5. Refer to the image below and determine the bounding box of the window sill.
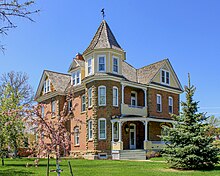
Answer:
[88,139,93,142]
[74,144,80,147]
[88,106,93,110]
[99,104,106,107]
[99,138,106,141]
[113,105,119,108]
[81,111,86,114]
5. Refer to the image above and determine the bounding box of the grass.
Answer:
[0,158,220,176]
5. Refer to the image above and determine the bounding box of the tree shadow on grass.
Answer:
[0,168,34,176]
[5,163,55,167]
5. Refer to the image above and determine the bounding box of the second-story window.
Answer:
[98,56,106,72]
[41,106,44,118]
[88,88,92,107]
[72,70,81,86]
[51,100,56,116]
[131,91,137,106]
[157,94,162,112]
[44,79,50,94]
[88,58,92,75]
[68,100,72,112]
[113,86,118,106]
[81,95,86,112]
[98,86,106,106]
[113,57,119,73]
[168,96,173,113]
[161,70,170,85]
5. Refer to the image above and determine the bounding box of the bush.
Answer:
[17,148,33,157]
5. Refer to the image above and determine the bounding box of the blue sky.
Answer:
[1,0,220,117]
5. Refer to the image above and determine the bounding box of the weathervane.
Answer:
[101,8,105,19]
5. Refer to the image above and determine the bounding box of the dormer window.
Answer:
[44,79,50,94]
[113,57,119,73]
[72,70,81,86]
[161,70,170,85]
[88,58,92,75]
[98,55,106,72]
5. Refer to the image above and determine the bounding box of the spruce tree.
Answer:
[162,74,219,169]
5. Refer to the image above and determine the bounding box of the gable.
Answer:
[151,60,182,90]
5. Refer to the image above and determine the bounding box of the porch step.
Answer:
[120,150,146,160]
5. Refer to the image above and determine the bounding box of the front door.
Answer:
[129,124,136,149]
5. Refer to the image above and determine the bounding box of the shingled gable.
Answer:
[68,58,85,73]
[83,20,124,54]
[35,70,71,100]
[137,59,183,90]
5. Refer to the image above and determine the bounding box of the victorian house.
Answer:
[35,20,183,160]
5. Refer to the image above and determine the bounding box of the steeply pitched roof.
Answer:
[137,59,167,84]
[35,70,71,99]
[68,58,85,72]
[122,61,137,82]
[83,20,124,54]
[45,70,71,92]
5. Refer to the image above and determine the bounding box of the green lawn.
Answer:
[0,158,220,176]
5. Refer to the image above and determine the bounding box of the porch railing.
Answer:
[121,104,147,116]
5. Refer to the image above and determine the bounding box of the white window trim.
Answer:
[97,55,106,72]
[112,56,119,74]
[43,79,50,94]
[157,94,162,112]
[88,58,93,75]
[88,120,93,140]
[131,91,137,106]
[98,86,106,106]
[168,96,173,113]
[81,94,86,112]
[74,127,80,145]
[71,70,81,86]
[98,118,106,140]
[160,69,170,85]
[113,86,118,107]
[88,88,92,108]
[51,100,56,116]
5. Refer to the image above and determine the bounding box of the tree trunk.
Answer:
[1,156,4,166]
[46,154,50,176]
[56,157,61,176]
[14,143,18,158]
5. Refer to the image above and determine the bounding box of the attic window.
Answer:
[44,79,50,94]
[72,70,81,86]
[161,70,170,85]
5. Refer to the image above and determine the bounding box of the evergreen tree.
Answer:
[162,74,219,169]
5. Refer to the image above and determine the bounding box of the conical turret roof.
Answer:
[83,20,124,54]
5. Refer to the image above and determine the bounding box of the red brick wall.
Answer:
[148,88,179,118]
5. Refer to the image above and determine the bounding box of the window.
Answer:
[161,70,170,85]
[88,120,93,140]
[51,100,56,116]
[88,58,92,75]
[114,122,119,140]
[98,56,106,72]
[81,95,86,112]
[88,88,92,107]
[74,127,80,145]
[98,86,106,106]
[43,79,50,93]
[41,106,44,118]
[113,87,118,106]
[168,96,173,113]
[68,100,72,112]
[157,94,162,112]
[131,91,137,106]
[113,57,119,73]
[99,118,106,139]
[71,70,81,86]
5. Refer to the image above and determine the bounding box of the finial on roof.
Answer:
[101,8,105,19]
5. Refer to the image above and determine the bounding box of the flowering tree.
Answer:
[0,83,25,164]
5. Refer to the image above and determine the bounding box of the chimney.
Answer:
[75,53,84,61]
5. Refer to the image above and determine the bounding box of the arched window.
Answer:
[74,127,80,145]
[113,86,118,107]
[98,86,106,106]
[168,96,173,113]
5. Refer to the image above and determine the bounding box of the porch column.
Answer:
[111,122,114,142]
[144,89,147,107]
[118,121,122,142]
[144,120,148,141]
[122,84,124,104]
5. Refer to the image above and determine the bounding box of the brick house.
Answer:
[35,20,183,160]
